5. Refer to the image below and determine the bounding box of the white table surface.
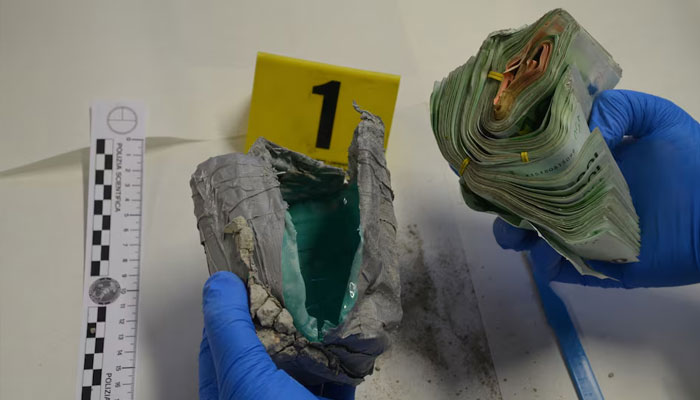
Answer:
[2,1,700,399]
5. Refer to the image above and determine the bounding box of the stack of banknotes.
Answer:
[430,9,639,278]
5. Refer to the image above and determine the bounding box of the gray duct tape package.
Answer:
[190,105,402,386]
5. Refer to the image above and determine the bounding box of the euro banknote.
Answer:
[430,9,640,277]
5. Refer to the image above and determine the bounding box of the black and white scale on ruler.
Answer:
[77,102,146,400]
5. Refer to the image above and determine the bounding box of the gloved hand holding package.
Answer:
[190,105,401,387]
[430,9,639,278]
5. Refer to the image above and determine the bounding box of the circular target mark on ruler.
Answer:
[89,277,122,305]
[107,106,138,134]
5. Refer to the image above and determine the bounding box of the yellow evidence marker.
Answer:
[246,52,400,168]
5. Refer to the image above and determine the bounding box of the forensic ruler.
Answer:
[76,102,146,400]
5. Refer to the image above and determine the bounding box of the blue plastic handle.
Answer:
[528,254,604,400]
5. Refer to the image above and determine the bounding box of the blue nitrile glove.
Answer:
[199,271,356,400]
[492,90,700,288]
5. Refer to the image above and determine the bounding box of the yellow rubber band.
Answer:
[459,158,470,175]
[487,71,504,82]
[520,152,529,163]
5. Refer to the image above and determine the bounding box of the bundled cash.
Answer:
[430,9,639,277]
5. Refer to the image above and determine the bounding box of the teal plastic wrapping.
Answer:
[281,184,363,342]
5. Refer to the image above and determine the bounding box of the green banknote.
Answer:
[430,9,640,278]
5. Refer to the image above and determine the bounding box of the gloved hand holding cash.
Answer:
[430,9,642,279]
[493,89,700,288]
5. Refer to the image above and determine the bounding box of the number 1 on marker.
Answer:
[312,80,340,149]
[245,52,399,167]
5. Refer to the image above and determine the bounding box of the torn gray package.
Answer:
[190,105,402,386]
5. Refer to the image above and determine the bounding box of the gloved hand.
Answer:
[199,271,356,400]
[493,90,700,288]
